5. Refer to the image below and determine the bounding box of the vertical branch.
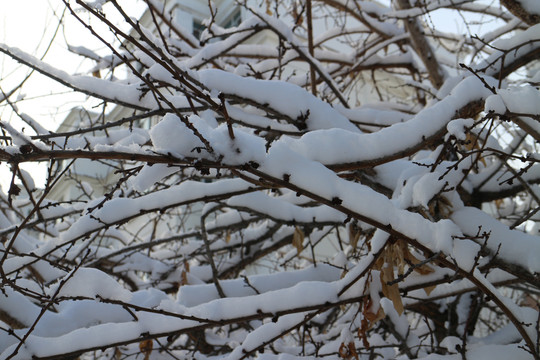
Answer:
[200,213,226,298]
[396,0,444,89]
[306,0,317,96]
[219,93,235,140]
[144,0,171,54]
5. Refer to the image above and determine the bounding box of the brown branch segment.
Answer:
[396,0,445,89]
[501,0,540,25]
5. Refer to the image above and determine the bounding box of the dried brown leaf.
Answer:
[292,226,304,253]
[359,299,385,349]
[521,295,539,310]
[380,266,404,315]
[265,0,273,15]
[403,246,435,275]
[394,242,407,276]
[139,339,153,360]
[180,270,188,286]
[114,348,122,359]
[464,133,486,165]
[348,223,361,248]
[423,284,437,296]
[339,342,359,359]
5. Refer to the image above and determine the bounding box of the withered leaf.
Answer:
[338,342,359,360]
[423,284,437,296]
[380,265,404,315]
[403,248,435,275]
[265,0,273,15]
[180,270,188,286]
[348,223,361,249]
[464,132,486,166]
[292,226,304,254]
[139,339,153,360]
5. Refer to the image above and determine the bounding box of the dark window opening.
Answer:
[192,8,241,40]
[192,20,205,39]
[223,9,242,28]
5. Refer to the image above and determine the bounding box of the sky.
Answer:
[0,1,144,125]
[0,0,145,189]
[1,1,76,124]
[0,1,95,189]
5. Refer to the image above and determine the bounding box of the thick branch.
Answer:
[396,0,445,89]
[500,0,540,25]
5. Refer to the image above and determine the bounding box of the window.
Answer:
[223,8,242,29]
[191,7,242,40]
[192,19,205,40]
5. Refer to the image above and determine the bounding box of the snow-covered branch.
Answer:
[0,1,539,359]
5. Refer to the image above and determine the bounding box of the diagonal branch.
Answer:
[500,0,540,25]
[395,0,445,89]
